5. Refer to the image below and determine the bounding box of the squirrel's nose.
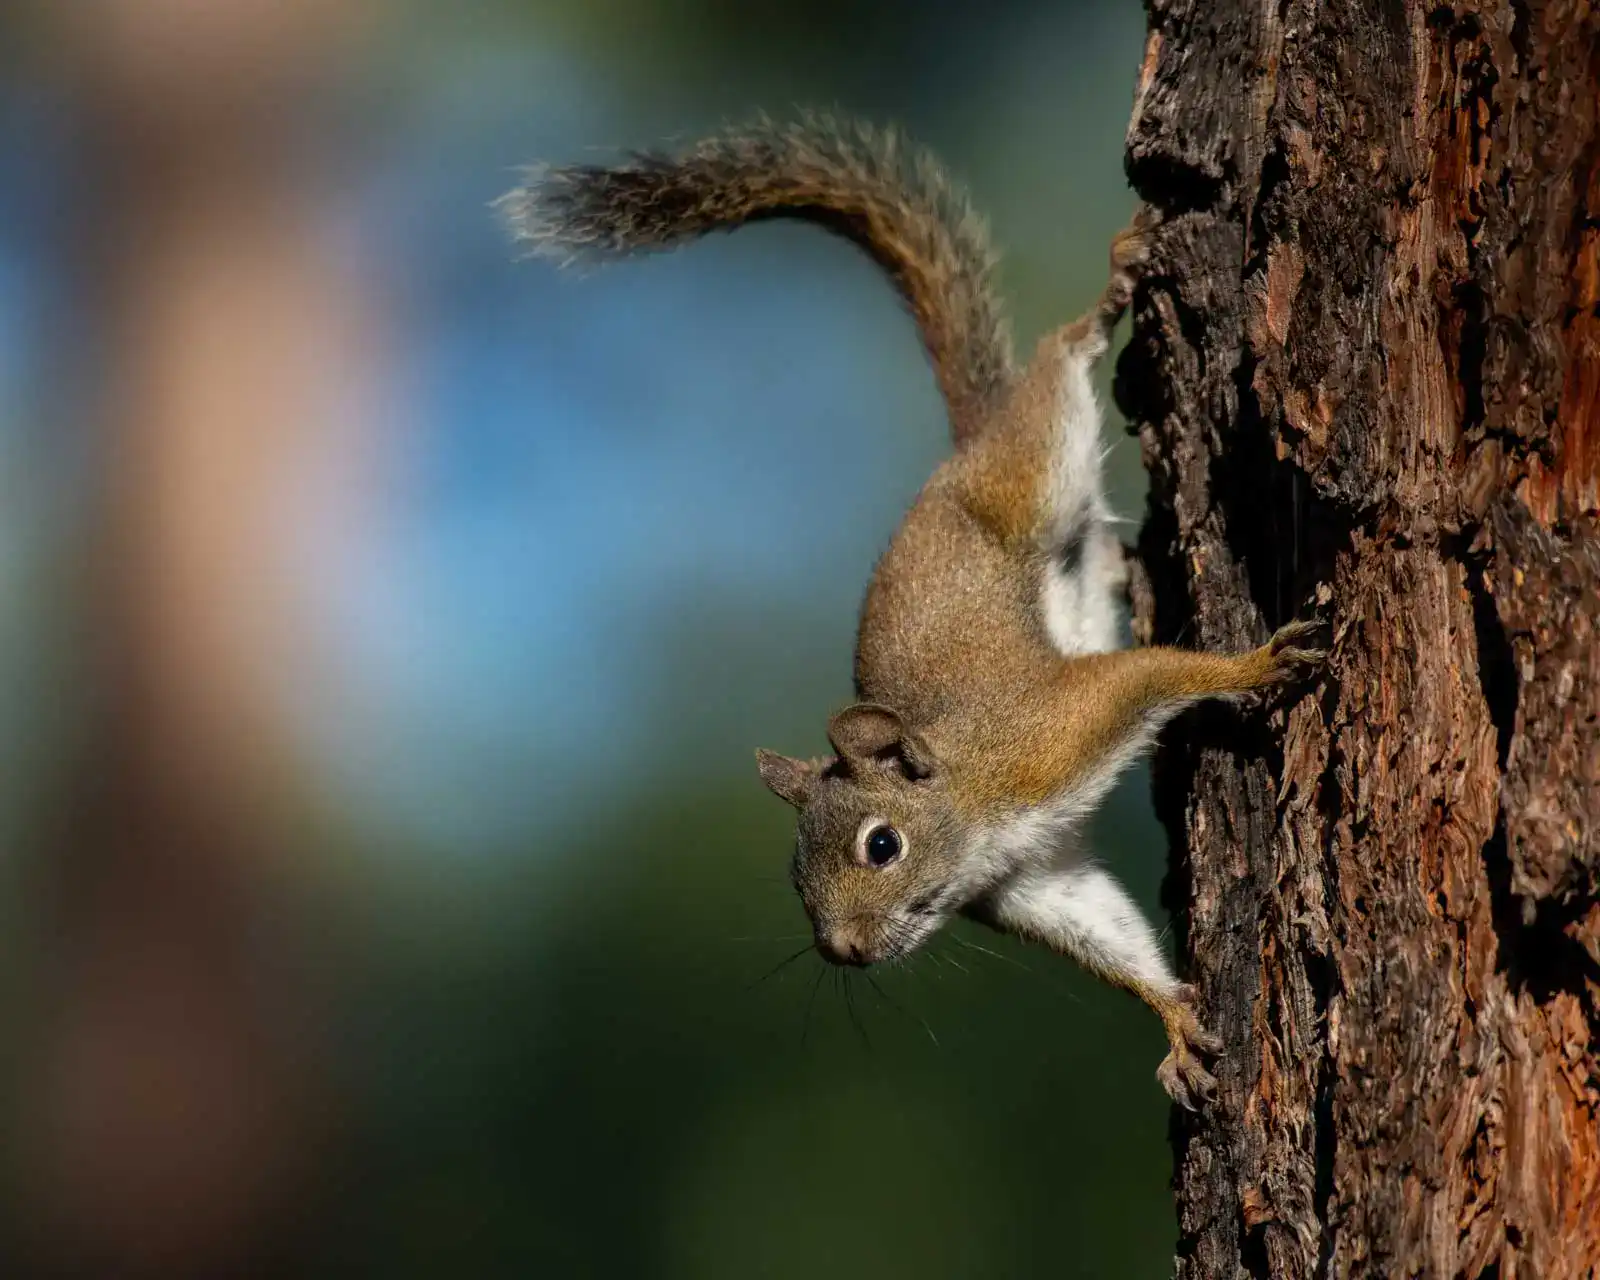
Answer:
[817,925,870,967]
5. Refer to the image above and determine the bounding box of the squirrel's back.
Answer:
[498,112,1014,442]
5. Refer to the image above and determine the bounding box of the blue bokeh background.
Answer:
[0,3,1182,1275]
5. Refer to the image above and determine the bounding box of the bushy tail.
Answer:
[497,112,1015,443]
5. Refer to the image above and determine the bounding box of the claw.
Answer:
[1102,207,1160,317]
[1157,1047,1219,1111]
[1110,218,1155,276]
[1262,617,1329,685]
[1156,983,1223,1110]
[1269,617,1326,654]
[1191,1025,1225,1055]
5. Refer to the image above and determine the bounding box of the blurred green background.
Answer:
[0,1,1176,1275]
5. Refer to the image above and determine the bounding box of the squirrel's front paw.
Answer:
[1261,617,1329,686]
[1156,984,1222,1111]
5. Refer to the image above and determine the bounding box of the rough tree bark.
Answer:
[1117,0,1600,1276]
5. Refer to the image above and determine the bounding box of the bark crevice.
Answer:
[1125,0,1600,1274]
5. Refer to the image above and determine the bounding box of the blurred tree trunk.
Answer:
[18,4,376,1274]
[1118,1,1600,1275]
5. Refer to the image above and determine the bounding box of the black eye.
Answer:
[864,825,902,867]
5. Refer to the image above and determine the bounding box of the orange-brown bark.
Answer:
[1120,1,1600,1274]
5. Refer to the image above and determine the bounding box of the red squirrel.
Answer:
[500,114,1323,1108]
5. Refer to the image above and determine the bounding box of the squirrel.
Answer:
[499,113,1324,1108]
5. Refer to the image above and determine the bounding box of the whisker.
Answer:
[933,948,970,976]
[864,971,939,1046]
[800,965,827,1047]
[882,915,921,954]
[728,934,812,944]
[842,971,871,1049]
[746,943,815,991]
[951,933,1031,971]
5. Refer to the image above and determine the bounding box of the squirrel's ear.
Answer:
[827,703,937,780]
[755,749,822,808]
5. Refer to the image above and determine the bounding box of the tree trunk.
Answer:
[14,6,372,1273]
[1118,1,1600,1276]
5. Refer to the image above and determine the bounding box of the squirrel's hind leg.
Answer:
[958,210,1157,654]
[1031,210,1156,657]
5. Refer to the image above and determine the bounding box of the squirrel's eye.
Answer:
[864,825,903,868]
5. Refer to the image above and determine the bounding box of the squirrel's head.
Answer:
[756,703,963,967]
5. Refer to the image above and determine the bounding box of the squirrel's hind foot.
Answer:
[1260,616,1330,687]
[1102,207,1159,318]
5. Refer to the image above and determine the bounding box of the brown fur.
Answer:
[498,111,1013,442]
